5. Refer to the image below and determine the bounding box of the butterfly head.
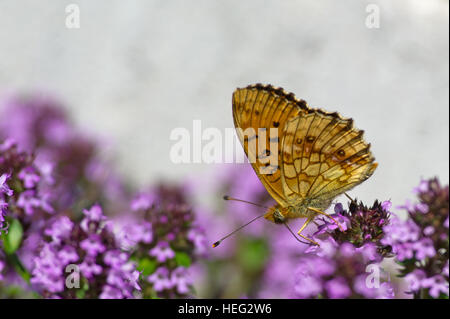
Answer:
[264,205,287,224]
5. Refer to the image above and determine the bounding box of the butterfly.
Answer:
[230,83,377,245]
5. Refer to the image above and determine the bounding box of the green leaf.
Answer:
[138,257,158,276]
[237,238,269,273]
[1,218,23,254]
[175,251,191,267]
[75,280,89,299]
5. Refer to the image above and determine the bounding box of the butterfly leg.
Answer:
[307,207,345,232]
[297,216,319,246]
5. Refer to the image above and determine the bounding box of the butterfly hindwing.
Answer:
[280,111,377,204]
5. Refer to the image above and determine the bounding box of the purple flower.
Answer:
[147,267,173,292]
[149,242,175,263]
[381,218,421,260]
[126,270,142,292]
[99,285,123,299]
[405,270,426,293]
[0,199,8,224]
[80,234,106,256]
[383,178,449,299]
[293,239,393,299]
[30,244,65,294]
[415,203,429,214]
[443,260,449,277]
[421,275,449,298]
[82,204,105,222]
[413,180,429,194]
[30,203,141,298]
[293,274,322,298]
[353,274,394,299]
[44,216,74,243]
[115,220,153,249]
[79,258,103,279]
[413,238,436,260]
[0,260,5,281]
[18,166,40,188]
[325,277,351,299]
[0,173,13,197]
[81,205,107,233]
[187,228,207,257]
[17,190,53,215]
[131,192,157,211]
[104,250,128,268]
[314,200,392,256]
[170,267,192,294]
[57,245,79,264]
[1,96,147,298]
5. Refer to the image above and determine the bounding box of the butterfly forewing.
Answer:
[232,84,308,206]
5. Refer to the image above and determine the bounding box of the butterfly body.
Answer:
[232,83,377,244]
[264,197,333,224]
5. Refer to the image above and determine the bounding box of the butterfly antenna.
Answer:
[223,195,269,209]
[212,213,266,248]
[283,222,310,245]
[344,192,355,202]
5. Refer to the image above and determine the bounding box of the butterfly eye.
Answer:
[306,136,315,143]
[337,149,346,157]
[273,210,285,224]
[296,138,302,145]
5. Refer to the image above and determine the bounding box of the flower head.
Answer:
[293,240,393,299]
[382,178,449,299]
[314,200,392,258]
[31,204,140,298]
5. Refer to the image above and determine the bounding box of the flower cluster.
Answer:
[0,138,55,286]
[381,178,449,298]
[0,93,128,216]
[0,139,53,225]
[294,240,393,298]
[2,92,448,299]
[31,205,140,298]
[313,200,393,258]
[0,94,132,297]
[115,185,207,298]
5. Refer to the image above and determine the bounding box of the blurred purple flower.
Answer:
[113,184,206,298]
[18,167,40,189]
[0,173,13,197]
[80,234,106,257]
[382,178,449,299]
[293,240,394,299]
[147,267,173,292]
[31,204,140,298]
[44,216,73,243]
[131,192,157,211]
[171,267,192,295]
[324,277,352,299]
[149,241,175,263]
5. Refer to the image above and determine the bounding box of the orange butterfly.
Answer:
[216,84,377,246]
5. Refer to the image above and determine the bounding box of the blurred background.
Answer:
[1,0,448,208]
[0,0,449,299]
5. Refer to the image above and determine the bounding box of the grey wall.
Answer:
[1,0,448,207]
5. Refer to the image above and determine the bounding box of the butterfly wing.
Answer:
[232,84,308,206]
[280,110,377,205]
